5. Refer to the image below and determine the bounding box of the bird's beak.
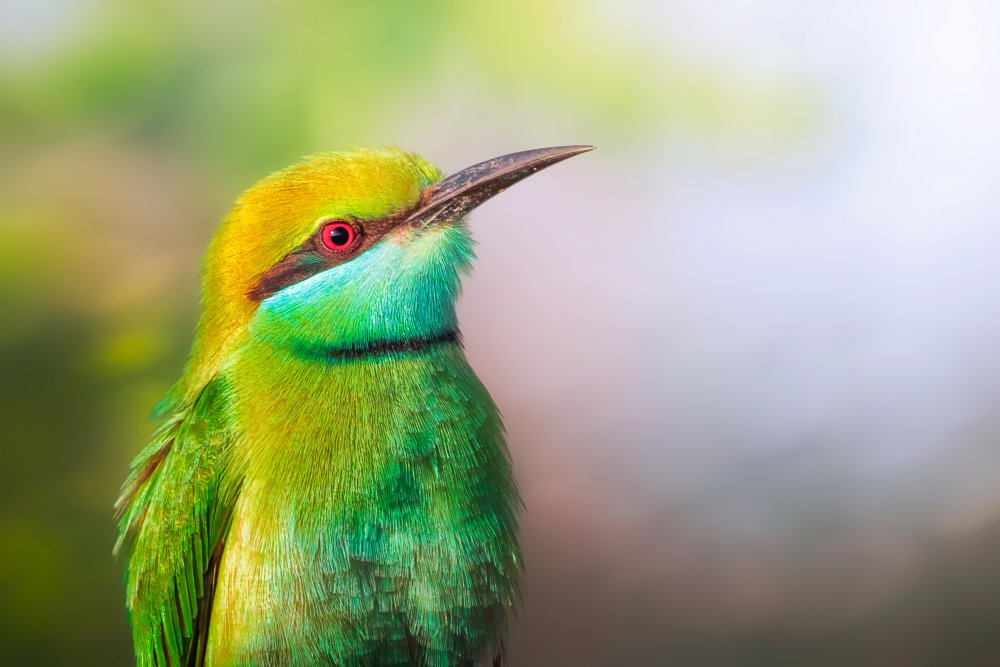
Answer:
[406,145,594,228]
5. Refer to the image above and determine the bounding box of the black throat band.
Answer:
[289,329,461,363]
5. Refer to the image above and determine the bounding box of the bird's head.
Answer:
[161,145,591,413]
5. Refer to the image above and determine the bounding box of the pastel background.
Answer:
[3,1,1000,665]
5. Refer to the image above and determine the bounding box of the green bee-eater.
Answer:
[115,145,592,666]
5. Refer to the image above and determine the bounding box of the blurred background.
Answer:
[4,0,1000,665]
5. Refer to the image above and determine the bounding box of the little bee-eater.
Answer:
[115,145,593,666]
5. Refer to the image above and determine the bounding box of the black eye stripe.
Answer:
[248,212,402,302]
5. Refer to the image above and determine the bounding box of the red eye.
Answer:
[320,221,358,251]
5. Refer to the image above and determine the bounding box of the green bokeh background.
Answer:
[8,3,760,662]
[6,1,1000,666]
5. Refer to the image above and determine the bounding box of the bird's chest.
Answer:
[205,350,519,665]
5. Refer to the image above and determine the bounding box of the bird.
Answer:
[115,145,593,667]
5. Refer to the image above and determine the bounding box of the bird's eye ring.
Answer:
[320,221,359,251]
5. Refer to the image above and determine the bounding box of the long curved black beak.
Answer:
[406,145,594,228]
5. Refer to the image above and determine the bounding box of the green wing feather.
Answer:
[115,377,237,667]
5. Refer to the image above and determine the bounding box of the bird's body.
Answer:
[116,146,590,666]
